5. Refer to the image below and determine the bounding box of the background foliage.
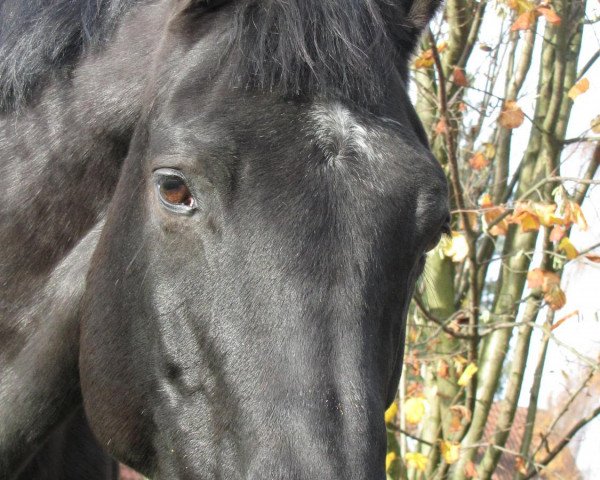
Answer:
[385,1,600,479]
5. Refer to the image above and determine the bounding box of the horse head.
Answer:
[80,1,448,478]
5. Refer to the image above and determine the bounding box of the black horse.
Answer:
[0,0,449,478]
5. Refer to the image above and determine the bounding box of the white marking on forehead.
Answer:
[310,102,376,163]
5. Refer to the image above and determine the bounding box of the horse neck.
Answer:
[0,5,161,296]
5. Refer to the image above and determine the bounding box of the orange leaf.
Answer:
[516,456,528,475]
[549,225,567,242]
[551,310,579,331]
[453,67,468,87]
[480,193,493,208]
[527,268,545,290]
[465,461,479,478]
[449,405,471,433]
[469,152,489,170]
[511,10,536,31]
[526,269,563,309]
[585,254,600,263]
[568,77,590,100]
[536,6,561,25]
[438,360,450,379]
[545,284,566,311]
[481,195,509,236]
[436,41,448,53]
[435,118,449,135]
[527,268,561,293]
[458,101,467,112]
[498,100,525,129]
[414,42,447,69]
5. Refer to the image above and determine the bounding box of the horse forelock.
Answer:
[0,0,441,112]
[225,0,432,105]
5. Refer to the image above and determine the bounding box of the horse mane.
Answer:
[227,0,440,103]
[0,0,439,112]
[0,0,143,112]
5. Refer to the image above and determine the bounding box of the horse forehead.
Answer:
[309,102,376,160]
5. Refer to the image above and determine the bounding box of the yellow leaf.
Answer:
[558,238,578,260]
[440,441,461,464]
[531,202,563,227]
[592,115,600,134]
[510,210,540,232]
[509,201,561,231]
[568,78,589,100]
[569,202,588,231]
[386,451,397,472]
[404,397,428,424]
[457,363,478,387]
[405,452,428,472]
[384,401,398,424]
[441,232,469,263]
[498,100,525,129]
[483,142,496,159]
[505,0,535,14]
[414,55,434,69]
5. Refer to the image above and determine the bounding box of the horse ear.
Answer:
[385,0,442,55]
[404,0,443,32]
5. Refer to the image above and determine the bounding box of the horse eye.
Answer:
[154,169,196,212]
